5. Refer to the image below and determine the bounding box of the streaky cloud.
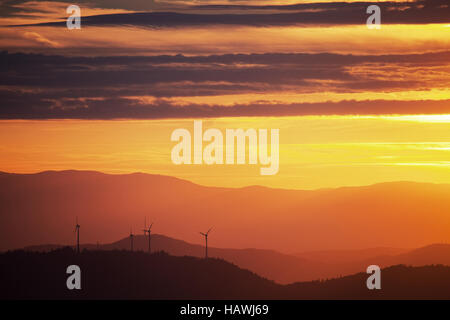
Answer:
[10,0,450,27]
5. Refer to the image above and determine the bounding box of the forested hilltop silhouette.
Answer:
[22,234,450,285]
[2,248,450,300]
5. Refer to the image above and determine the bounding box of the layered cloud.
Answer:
[0,0,449,119]
[2,24,449,57]
[1,51,449,119]
[6,0,450,27]
[1,0,449,56]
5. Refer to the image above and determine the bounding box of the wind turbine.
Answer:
[142,218,153,254]
[75,217,80,254]
[130,228,134,252]
[200,228,212,259]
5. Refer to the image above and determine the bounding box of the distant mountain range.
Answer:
[1,170,450,254]
[3,248,450,300]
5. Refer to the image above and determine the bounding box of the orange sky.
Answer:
[2,24,449,55]
[1,115,449,189]
[0,0,449,190]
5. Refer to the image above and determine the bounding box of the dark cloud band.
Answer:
[1,50,449,119]
[1,94,450,119]
[10,0,450,27]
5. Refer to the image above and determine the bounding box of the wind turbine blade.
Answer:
[207,227,212,235]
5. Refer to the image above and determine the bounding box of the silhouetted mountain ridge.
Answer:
[2,248,450,300]
[22,233,450,285]
[24,234,323,284]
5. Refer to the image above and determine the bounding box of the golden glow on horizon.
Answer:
[1,115,450,190]
[392,162,450,167]
[381,114,450,123]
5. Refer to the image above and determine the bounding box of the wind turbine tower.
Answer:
[75,217,80,254]
[200,228,212,259]
[130,228,134,252]
[143,218,154,254]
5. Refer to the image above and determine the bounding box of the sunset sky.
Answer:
[0,0,449,189]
